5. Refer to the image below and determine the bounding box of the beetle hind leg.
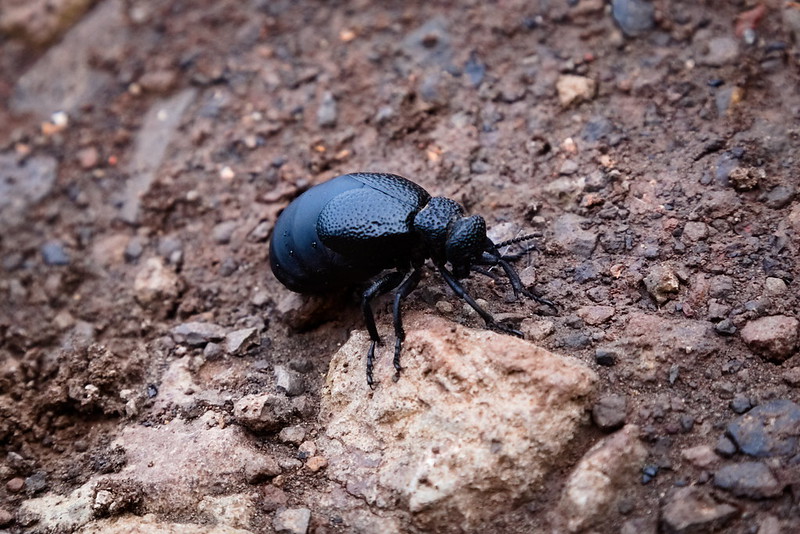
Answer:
[391,269,422,382]
[361,271,406,388]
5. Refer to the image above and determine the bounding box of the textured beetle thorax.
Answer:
[413,196,464,257]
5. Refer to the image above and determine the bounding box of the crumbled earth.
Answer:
[1,1,799,533]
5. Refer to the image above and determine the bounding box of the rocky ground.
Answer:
[1,0,799,533]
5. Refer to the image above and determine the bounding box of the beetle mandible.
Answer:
[269,172,553,387]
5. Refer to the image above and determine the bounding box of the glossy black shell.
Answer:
[270,173,431,294]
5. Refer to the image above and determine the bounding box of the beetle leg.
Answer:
[361,271,406,387]
[471,265,503,281]
[436,263,523,338]
[391,268,422,382]
[477,252,556,311]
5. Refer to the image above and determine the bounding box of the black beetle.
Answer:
[270,172,553,386]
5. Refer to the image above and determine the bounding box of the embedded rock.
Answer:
[319,314,597,530]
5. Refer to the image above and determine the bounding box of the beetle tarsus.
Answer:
[390,269,421,383]
[367,341,377,389]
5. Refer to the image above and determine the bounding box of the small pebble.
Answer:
[41,241,70,266]
[317,91,338,127]
[279,426,307,445]
[715,435,737,457]
[273,507,311,534]
[212,221,238,244]
[306,456,328,472]
[275,365,306,397]
[556,75,597,107]
[6,477,25,493]
[641,464,659,484]
[594,347,618,366]
[715,319,737,336]
[764,186,794,209]
[0,508,13,527]
[592,394,627,431]
[612,0,655,36]
[729,395,752,414]
[741,315,799,362]
[25,472,48,493]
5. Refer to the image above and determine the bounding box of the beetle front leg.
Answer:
[478,252,556,311]
[390,269,422,382]
[361,271,406,388]
[437,263,523,338]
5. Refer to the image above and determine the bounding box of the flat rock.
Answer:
[661,487,738,534]
[556,425,647,532]
[225,327,259,354]
[79,515,255,533]
[120,88,196,223]
[576,305,615,326]
[726,399,800,457]
[104,417,272,514]
[319,314,597,530]
[0,153,57,228]
[612,313,715,380]
[740,315,799,361]
[171,322,226,346]
[18,481,94,533]
[552,213,598,258]
[10,0,125,116]
[273,507,311,534]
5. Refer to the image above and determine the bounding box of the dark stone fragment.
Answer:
[726,399,800,457]
[715,435,737,457]
[713,461,783,498]
[41,241,70,265]
[124,237,144,262]
[641,464,659,484]
[574,260,599,283]
[464,52,485,87]
[763,186,794,209]
[595,347,618,366]
[680,415,695,432]
[561,332,592,349]
[729,395,752,414]
[714,319,737,335]
[24,472,48,494]
[612,0,655,36]
[592,394,627,431]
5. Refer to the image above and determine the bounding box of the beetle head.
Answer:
[445,215,486,278]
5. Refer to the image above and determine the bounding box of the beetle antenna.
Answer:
[495,232,541,249]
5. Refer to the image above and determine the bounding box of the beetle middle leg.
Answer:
[391,268,422,382]
[361,271,406,387]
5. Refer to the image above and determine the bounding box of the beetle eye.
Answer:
[445,215,486,272]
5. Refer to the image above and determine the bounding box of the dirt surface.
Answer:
[1,0,800,532]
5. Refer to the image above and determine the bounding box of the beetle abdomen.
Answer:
[269,173,429,294]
